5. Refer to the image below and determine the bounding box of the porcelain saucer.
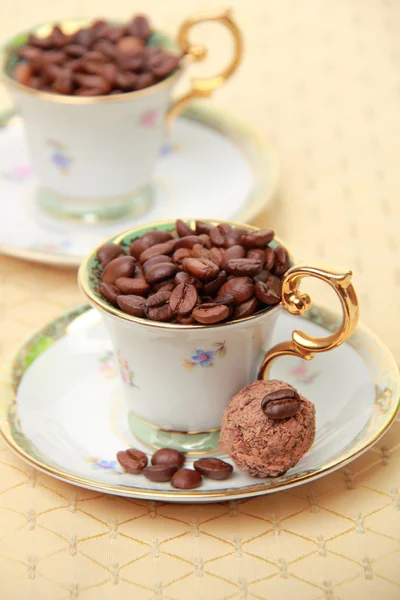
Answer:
[1,304,398,503]
[0,105,278,268]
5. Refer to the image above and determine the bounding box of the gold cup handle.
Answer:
[166,9,243,126]
[258,266,360,380]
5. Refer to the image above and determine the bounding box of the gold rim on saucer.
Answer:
[0,303,398,501]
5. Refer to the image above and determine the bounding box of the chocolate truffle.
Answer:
[219,380,315,477]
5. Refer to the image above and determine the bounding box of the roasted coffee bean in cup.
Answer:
[94,219,291,325]
[10,15,181,96]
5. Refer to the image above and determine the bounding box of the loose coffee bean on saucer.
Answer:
[95,219,290,325]
[171,468,202,489]
[151,448,185,468]
[116,448,148,473]
[143,464,178,482]
[193,457,233,480]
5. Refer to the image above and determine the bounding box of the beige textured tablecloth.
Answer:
[0,1,399,598]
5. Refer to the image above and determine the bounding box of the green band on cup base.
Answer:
[128,412,221,454]
[36,184,154,224]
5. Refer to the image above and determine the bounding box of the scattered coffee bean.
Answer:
[261,387,301,419]
[143,464,178,482]
[95,220,290,324]
[116,448,148,473]
[171,468,202,489]
[97,242,125,267]
[151,448,185,468]
[12,15,181,96]
[193,457,233,480]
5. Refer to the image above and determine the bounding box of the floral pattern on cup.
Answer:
[183,342,227,371]
[48,139,73,175]
[98,350,139,388]
[289,361,320,384]
[138,109,158,128]
[1,163,33,182]
[159,141,180,157]
[29,239,71,254]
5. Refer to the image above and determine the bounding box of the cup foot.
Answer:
[36,184,154,224]
[128,412,221,454]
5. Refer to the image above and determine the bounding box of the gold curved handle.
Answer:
[258,266,360,380]
[166,9,243,126]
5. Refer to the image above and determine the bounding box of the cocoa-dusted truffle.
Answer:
[219,380,315,477]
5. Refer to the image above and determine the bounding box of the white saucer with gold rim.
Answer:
[0,303,398,503]
[0,104,278,267]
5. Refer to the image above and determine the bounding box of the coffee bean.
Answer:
[175,219,194,237]
[191,244,210,260]
[102,25,125,43]
[18,45,42,60]
[217,277,254,305]
[174,271,199,287]
[153,282,175,293]
[116,36,143,56]
[225,258,264,277]
[209,247,225,267]
[117,294,145,317]
[115,277,149,296]
[143,254,173,272]
[139,240,176,263]
[254,277,281,304]
[241,229,275,248]
[117,448,148,473]
[100,282,120,306]
[222,245,246,267]
[135,72,156,90]
[65,43,87,57]
[174,236,206,250]
[169,283,198,315]
[198,234,212,249]
[127,15,151,41]
[150,54,180,78]
[171,468,202,489]
[102,256,136,283]
[96,242,124,267]
[233,296,259,319]
[247,248,266,266]
[182,258,220,281]
[261,387,301,419]
[151,448,185,468]
[14,62,32,85]
[92,39,116,59]
[264,247,275,271]
[192,303,230,324]
[54,73,73,94]
[115,71,137,91]
[129,230,173,259]
[134,263,145,280]
[173,248,192,265]
[254,269,270,283]
[274,245,290,276]
[209,224,231,247]
[145,262,178,284]
[144,290,174,321]
[203,270,227,295]
[176,315,195,324]
[193,457,233,480]
[143,465,177,482]
[195,221,212,235]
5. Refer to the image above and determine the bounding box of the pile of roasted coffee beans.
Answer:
[96,219,289,325]
[12,15,181,95]
[116,447,233,489]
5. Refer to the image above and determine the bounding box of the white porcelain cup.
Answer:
[79,219,359,452]
[0,11,242,222]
